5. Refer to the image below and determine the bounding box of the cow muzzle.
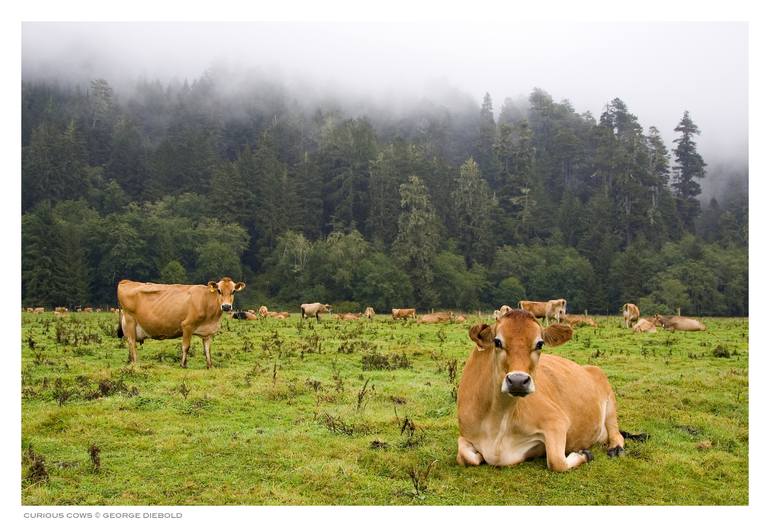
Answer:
[221,303,232,312]
[502,372,534,397]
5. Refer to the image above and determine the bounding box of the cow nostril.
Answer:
[521,376,531,386]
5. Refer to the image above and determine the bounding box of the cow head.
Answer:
[469,309,572,398]
[323,304,332,313]
[207,277,246,312]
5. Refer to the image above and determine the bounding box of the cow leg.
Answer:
[180,326,193,368]
[456,436,484,466]
[122,314,138,364]
[604,393,625,457]
[202,335,213,369]
[544,429,592,472]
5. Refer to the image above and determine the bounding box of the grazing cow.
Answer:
[300,303,332,321]
[117,277,246,368]
[545,299,567,324]
[456,309,625,472]
[232,310,258,320]
[258,306,269,318]
[562,314,597,328]
[654,315,706,331]
[364,307,376,320]
[336,313,361,321]
[632,318,657,333]
[622,303,640,329]
[392,308,416,320]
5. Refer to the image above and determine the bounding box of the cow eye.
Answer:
[493,338,503,348]
[535,340,544,351]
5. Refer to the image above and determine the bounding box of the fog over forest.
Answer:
[21,22,748,316]
[22,22,747,200]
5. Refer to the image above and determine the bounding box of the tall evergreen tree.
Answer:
[672,111,707,231]
[451,158,495,266]
[392,176,440,308]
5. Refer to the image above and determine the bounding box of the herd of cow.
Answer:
[24,277,710,474]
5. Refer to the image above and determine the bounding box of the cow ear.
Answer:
[543,324,573,347]
[469,323,494,349]
[234,282,246,291]
[207,281,217,292]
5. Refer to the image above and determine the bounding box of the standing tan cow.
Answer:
[301,303,332,321]
[518,300,548,318]
[392,308,416,320]
[117,277,245,368]
[494,305,514,320]
[364,307,376,320]
[545,299,567,324]
[456,309,626,472]
[623,303,640,329]
[654,314,706,331]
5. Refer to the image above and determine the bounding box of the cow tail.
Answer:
[116,310,123,338]
[621,430,649,442]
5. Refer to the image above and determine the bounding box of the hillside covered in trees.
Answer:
[21,71,748,315]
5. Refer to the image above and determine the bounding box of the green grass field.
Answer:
[20,312,748,505]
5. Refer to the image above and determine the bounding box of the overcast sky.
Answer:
[22,21,748,168]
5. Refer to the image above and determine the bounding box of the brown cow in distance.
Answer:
[562,314,597,328]
[654,314,706,331]
[418,311,453,324]
[392,308,416,320]
[623,303,640,329]
[117,277,245,368]
[633,318,657,333]
[456,309,628,472]
[336,313,361,321]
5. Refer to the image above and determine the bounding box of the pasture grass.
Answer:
[20,313,748,505]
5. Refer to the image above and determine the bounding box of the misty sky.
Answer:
[22,21,748,170]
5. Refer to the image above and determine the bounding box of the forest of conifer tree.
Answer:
[21,72,748,315]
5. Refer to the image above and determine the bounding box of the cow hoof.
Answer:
[607,446,624,457]
[579,449,593,462]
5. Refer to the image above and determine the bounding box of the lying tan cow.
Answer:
[562,314,597,328]
[364,307,376,320]
[392,308,416,320]
[455,315,467,323]
[336,313,361,321]
[232,310,258,320]
[654,315,706,331]
[623,303,640,329]
[632,318,657,333]
[301,303,331,321]
[117,277,245,368]
[456,309,625,472]
[25,307,33,313]
[258,305,269,318]
[55,306,69,313]
[33,307,45,314]
[418,311,453,324]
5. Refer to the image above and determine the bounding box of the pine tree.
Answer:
[392,176,441,308]
[452,158,495,266]
[672,111,707,231]
[475,93,499,187]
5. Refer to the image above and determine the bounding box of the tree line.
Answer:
[21,73,748,315]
